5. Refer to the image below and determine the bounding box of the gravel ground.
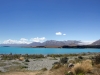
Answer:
[0,54,96,72]
[0,57,60,72]
[28,58,60,70]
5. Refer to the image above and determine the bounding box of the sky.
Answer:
[0,0,100,44]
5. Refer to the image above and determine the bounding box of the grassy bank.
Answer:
[0,53,100,75]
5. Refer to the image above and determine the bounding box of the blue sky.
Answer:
[0,0,100,44]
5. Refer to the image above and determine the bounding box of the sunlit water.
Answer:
[0,47,100,54]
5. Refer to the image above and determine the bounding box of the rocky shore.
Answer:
[0,52,98,73]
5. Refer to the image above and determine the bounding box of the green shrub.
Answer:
[60,57,68,64]
[0,70,3,73]
[94,54,100,64]
[24,63,28,65]
[71,60,92,75]
[41,68,47,71]
[25,59,30,62]
[78,56,83,59]
[20,66,28,69]
[52,63,62,70]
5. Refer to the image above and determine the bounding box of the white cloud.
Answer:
[79,41,95,45]
[56,32,62,35]
[3,38,29,44]
[20,38,28,41]
[56,32,66,36]
[30,37,46,42]
[63,34,66,35]
[2,37,46,44]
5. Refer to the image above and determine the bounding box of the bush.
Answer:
[71,63,85,75]
[25,59,30,62]
[65,71,74,75]
[19,57,24,61]
[60,57,68,64]
[71,59,92,74]
[94,54,100,64]
[52,63,62,69]
[53,62,60,65]
[78,56,83,59]
[41,68,47,71]
[95,64,100,68]
[0,70,2,73]
[20,65,28,69]
[50,66,67,75]
[1,54,21,60]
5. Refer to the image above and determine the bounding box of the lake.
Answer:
[0,47,100,54]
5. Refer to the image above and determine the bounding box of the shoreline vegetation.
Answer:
[0,52,100,75]
[23,45,100,48]
[2,45,100,48]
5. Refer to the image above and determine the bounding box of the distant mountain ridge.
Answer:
[0,40,82,47]
[42,40,81,47]
[0,43,30,47]
[91,39,100,45]
[2,39,100,47]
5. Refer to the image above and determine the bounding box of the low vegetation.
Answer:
[1,54,45,60]
[60,57,68,64]
[25,59,30,62]
[4,65,28,72]
[94,54,100,64]
[0,53,100,75]
[12,62,21,64]
[71,60,92,75]
[41,67,47,71]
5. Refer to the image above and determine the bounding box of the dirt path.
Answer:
[0,72,38,75]
[45,70,49,75]
[0,71,51,75]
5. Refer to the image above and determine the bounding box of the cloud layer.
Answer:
[79,41,95,45]
[30,37,46,42]
[3,37,46,44]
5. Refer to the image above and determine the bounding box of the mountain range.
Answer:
[0,39,98,47]
[28,40,82,47]
[91,39,100,45]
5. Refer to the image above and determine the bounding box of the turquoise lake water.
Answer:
[0,47,100,54]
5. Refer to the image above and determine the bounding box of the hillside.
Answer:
[91,39,100,45]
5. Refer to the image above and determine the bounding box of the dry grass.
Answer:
[95,64,100,68]
[4,65,28,72]
[68,60,76,64]
[49,66,68,75]
[71,59,93,75]
[71,63,85,74]
[0,72,38,75]
[19,57,25,61]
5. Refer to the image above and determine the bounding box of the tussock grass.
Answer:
[95,64,100,68]
[19,57,25,61]
[41,68,47,71]
[94,54,100,64]
[71,59,93,75]
[49,66,68,75]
